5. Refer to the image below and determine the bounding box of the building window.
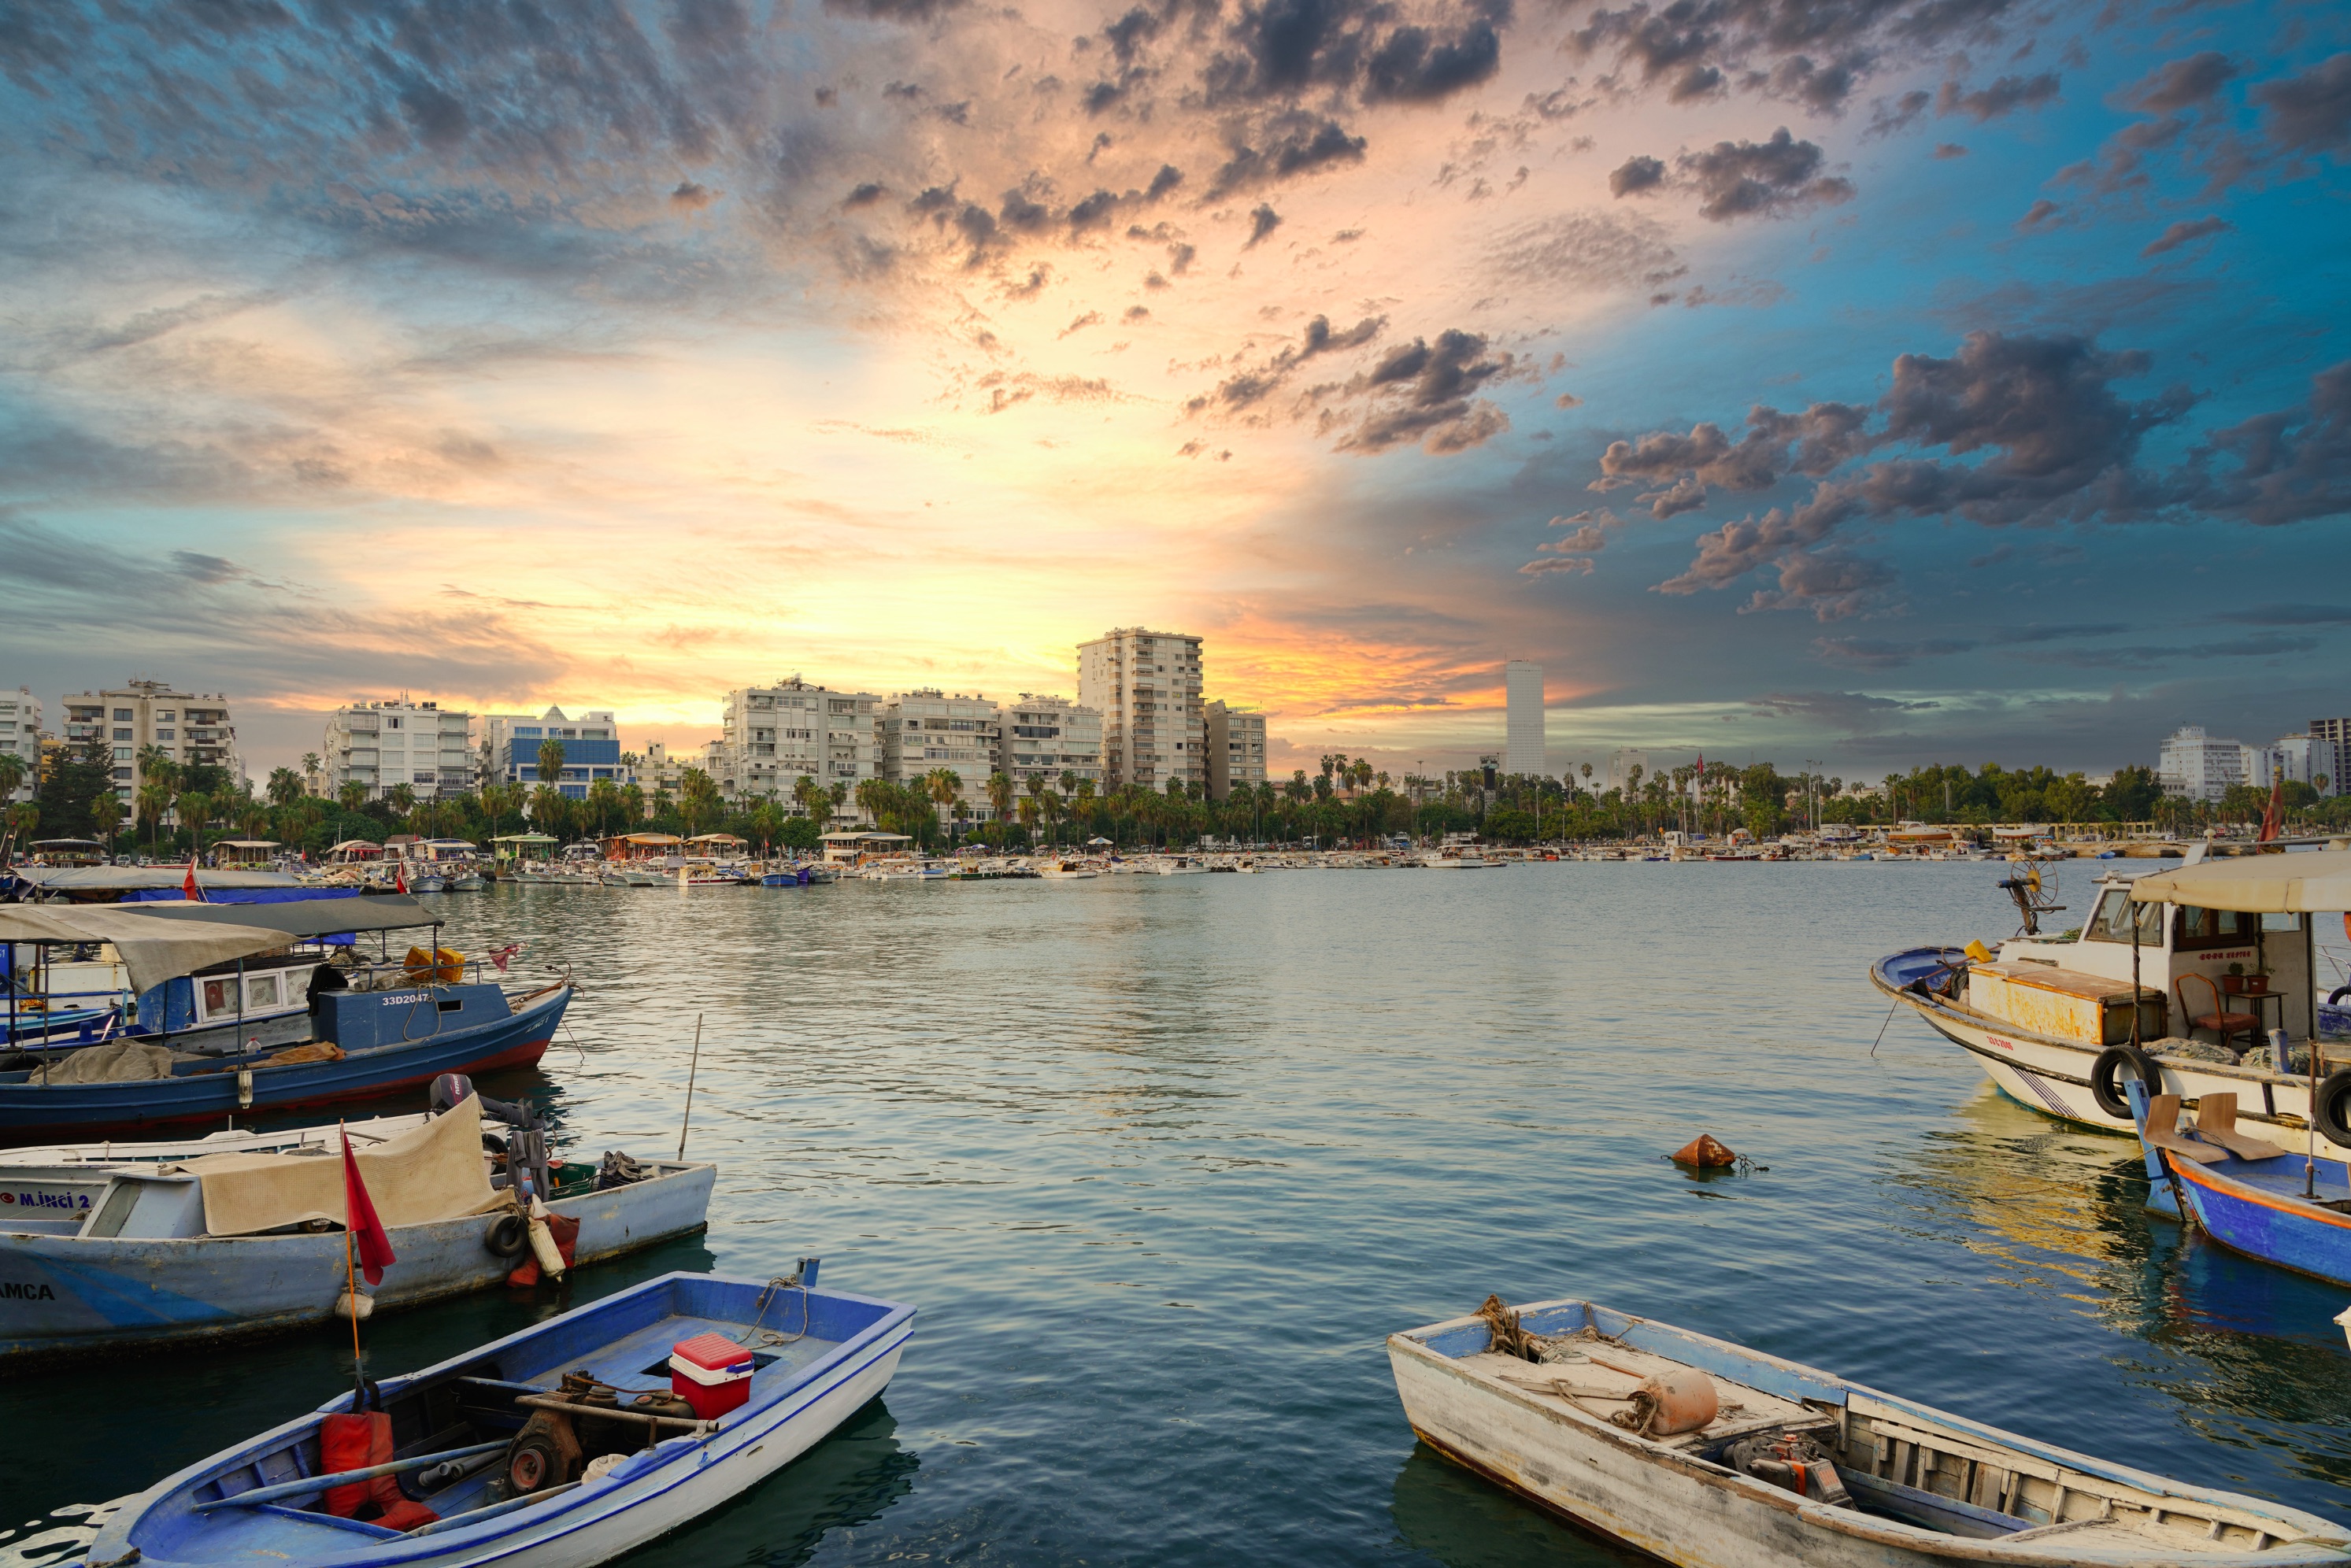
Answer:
[113,708,133,721]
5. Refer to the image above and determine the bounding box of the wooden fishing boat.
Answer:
[0,1093,713,1362]
[2127,1081,2351,1288]
[1390,1295,2351,1566]
[86,1268,915,1567]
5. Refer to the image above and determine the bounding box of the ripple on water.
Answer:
[2,866,2347,1564]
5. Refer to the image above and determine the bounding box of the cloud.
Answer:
[1933,142,1968,158]
[1678,129,1853,221]
[1246,203,1284,247]
[2140,216,2229,257]
[1936,72,2060,123]
[1332,329,1516,454]
[1190,311,1387,412]
[1609,154,1665,195]
[2187,361,2351,526]
[1812,635,1979,668]
[2016,198,2060,229]
[1208,114,1370,195]
[2127,52,2238,114]
[2253,54,2351,157]
[2208,602,2351,626]
[1486,211,1683,292]
[669,181,718,211]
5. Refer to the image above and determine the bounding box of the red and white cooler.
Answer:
[669,1332,757,1418]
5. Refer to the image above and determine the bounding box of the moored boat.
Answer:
[1391,1293,2350,1566]
[85,1267,915,1567]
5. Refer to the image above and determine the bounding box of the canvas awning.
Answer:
[9,866,305,896]
[177,1094,497,1237]
[0,908,289,993]
[2128,849,2351,913]
[125,893,435,940]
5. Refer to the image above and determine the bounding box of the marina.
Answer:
[2,861,2348,1566]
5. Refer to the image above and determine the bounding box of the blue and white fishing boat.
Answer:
[86,1267,916,1568]
[2127,1078,2351,1287]
[0,1088,714,1362]
[1392,1293,2351,1566]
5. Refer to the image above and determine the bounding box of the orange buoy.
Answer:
[1671,1134,1738,1167]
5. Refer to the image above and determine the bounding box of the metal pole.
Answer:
[678,1012,703,1160]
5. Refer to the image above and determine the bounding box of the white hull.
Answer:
[1875,978,2347,1157]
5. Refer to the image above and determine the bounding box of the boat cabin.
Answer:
[320,839,386,866]
[25,839,107,867]
[821,830,912,865]
[491,833,559,864]
[602,832,684,863]
[211,839,280,869]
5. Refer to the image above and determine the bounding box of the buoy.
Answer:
[335,1291,375,1321]
[1671,1134,1738,1167]
[1964,939,1994,963]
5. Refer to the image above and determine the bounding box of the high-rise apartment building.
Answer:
[57,679,236,801]
[0,688,39,803]
[1001,695,1104,795]
[480,707,627,801]
[2157,725,2245,802]
[1504,660,1545,778]
[716,678,879,804]
[1205,701,1266,800]
[1605,748,1649,796]
[2243,734,2317,790]
[1078,627,1204,791]
[323,699,474,800]
[2312,718,2350,796]
[882,690,1001,821]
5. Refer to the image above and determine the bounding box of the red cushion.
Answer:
[320,1412,391,1518]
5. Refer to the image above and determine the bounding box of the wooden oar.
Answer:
[194,1440,508,1511]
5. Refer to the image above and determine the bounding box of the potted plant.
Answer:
[2224,963,2248,995]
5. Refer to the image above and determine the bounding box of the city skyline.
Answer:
[2,2,2345,775]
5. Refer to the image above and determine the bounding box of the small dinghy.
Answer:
[86,1267,915,1567]
[1390,1295,2351,1566]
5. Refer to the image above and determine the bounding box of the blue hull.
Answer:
[0,986,570,1140]
[2167,1150,2351,1288]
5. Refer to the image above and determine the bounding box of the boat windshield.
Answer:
[2084,886,2164,945]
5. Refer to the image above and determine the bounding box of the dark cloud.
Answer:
[1245,203,1284,246]
[1933,142,1968,158]
[1334,329,1516,453]
[824,0,970,20]
[2253,54,2351,157]
[1935,72,2059,123]
[1363,19,1505,103]
[2016,198,2060,229]
[1208,114,1368,195]
[844,182,889,207]
[2209,602,2351,626]
[670,181,717,210]
[169,551,246,585]
[1812,634,1979,668]
[2140,216,2229,257]
[2187,361,2351,526]
[2126,52,2238,114]
[1190,312,1387,411]
[1203,0,1511,109]
[1677,129,1853,221]
[1486,212,1683,292]
[1609,154,1665,195]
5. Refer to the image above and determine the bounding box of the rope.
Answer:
[737,1274,811,1348]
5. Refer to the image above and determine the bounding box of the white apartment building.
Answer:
[58,679,236,800]
[1003,694,1105,793]
[2242,734,2317,791]
[480,707,628,801]
[1078,627,1204,791]
[1205,701,1266,800]
[716,678,879,804]
[1504,660,1545,778]
[881,690,1000,820]
[2312,718,2350,796]
[2157,725,2245,802]
[1605,748,1649,796]
[0,688,39,803]
[323,699,473,801]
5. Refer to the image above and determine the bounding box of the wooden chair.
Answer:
[2178,974,2259,1056]
[2190,1093,2286,1161]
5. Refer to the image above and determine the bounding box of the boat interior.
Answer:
[1412,1300,2334,1558]
[132,1275,889,1562]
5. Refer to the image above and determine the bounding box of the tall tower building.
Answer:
[1078,627,1204,791]
[1504,660,1545,778]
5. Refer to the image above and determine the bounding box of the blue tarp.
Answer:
[124,886,361,905]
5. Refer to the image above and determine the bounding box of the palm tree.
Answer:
[536,738,567,789]
[387,782,417,825]
[338,782,368,816]
[91,792,124,855]
[924,768,962,844]
[620,782,646,823]
[237,801,269,841]
[301,753,323,794]
[266,767,303,807]
[1072,776,1096,840]
[852,778,885,830]
[986,771,1014,841]
[1016,794,1039,848]
[679,768,719,836]
[176,790,213,859]
[0,753,24,806]
[586,777,620,841]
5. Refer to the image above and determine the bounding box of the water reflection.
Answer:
[1387,1444,1652,1568]
[619,1400,918,1567]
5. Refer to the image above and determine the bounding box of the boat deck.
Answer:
[1463,1331,1829,1452]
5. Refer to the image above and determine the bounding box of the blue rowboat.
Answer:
[85,1268,916,1568]
[2128,1080,2351,1286]
[0,982,572,1139]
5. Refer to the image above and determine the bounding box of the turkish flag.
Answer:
[183,856,202,901]
[341,1128,397,1285]
[2259,775,2284,843]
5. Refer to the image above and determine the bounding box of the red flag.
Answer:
[2259,775,2284,843]
[183,855,203,902]
[341,1129,396,1285]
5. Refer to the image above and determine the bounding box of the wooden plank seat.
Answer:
[2190,1093,2286,1161]
[2144,1095,2230,1163]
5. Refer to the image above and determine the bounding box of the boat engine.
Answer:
[500,1370,703,1496]
[1722,1429,1852,1507]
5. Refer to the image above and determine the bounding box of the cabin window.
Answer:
[201,978,234,1015]
[2173,905,2260,950]
[2085,889,2163,945]
[246,974,281,1009]
[2260,912,2302,933]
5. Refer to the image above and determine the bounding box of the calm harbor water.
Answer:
[7,862,2351,1566]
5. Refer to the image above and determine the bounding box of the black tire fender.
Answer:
[485,1213,530,1259]
[2329,985,2351,1007]
[2090,1045,2162,1119]
[2315,1071,2351,1146]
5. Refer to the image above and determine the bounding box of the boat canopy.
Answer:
[609,833,683,846]
[8,866,305,896]
[213,840,280,849]
[2128,848,2351,913]
[128,892,436,940]
[322,839,385,860]
[491,833,560,844]
[685,833,747,846]
[180,1094,493,1236]
[0,907,287,993]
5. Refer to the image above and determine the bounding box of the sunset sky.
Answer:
[3,0,2346,779]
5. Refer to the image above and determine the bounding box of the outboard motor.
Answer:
[428,1072,474,1114]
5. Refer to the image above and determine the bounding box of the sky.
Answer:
[2,0,2347,782]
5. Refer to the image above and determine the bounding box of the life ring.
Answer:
[2090,1045,2162,1119]
[484,1213,531,1259]
[2314,1071,2351,1146]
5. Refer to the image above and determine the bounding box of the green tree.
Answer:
[537,738,567,787]
[679,767,720,835]
[38,736,116,840]
[387,782,417,823]
[266,767,304,807]
[0,752,24,805]
[176,790,213,856]
[90,791,124,854]
[985,771,1013,841]
[586,777,620,841]
[925,767,963,843]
